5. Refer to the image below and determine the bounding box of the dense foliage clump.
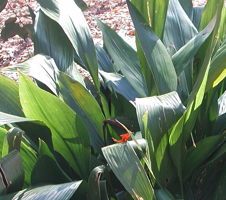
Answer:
[0,0,226,199]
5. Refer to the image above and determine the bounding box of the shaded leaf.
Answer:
[183,135,225,183]
[31,139,72,185]
[1,181,83,200]
[34,10,76,72]
[172,13,216,76]
[102,141,155,200]
[130,0,169,40]
[136,92,185,187]
[37,0,99,90]
[87,165,117,200]
[58,72,105,154]
[99,70,140,104]
[97,18,148,97]
[1,22,20,41]
[74,0,88,11]
[6,127,23,153]
[128,0,177,95]
[0,150,24,195]
[0,0,7,12]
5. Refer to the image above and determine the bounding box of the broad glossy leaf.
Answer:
[0,0,7,12]
[19,73,90,180]
[163,0,198,99]
[34,10,76,72]
[0,74,23,117]
[102,141,155,200]
[37,0,99,90]
[206,38,226,91]
[187,156,224,200]
[196,0,225,73]
[178,0,204,29]
[1,22,21,41]
[20,141,37,188]
[164,0,198,55]
[87,165,117,200]
[99,70,140,104]
[169,46,212,191]
[4,55,104,154]
[128,0,177,95]
[130,0,169,40]
[74,0,88,11]
[0,150,24,195]
[6,127,23,153]
[0,112,33,126]
[136,92,185,187]
[182,135,224,183]
[155,189,176,200]
[213,162,226,199]
[31,139,72,185]
[1,181,83,200]
[0,111,53,151]
[0,130,37,189]
[172,14,216,76]
[2,54,85,95]
[97,19,148,97]
[95,45,114,72]
[0,128,7,157]
[57,72,105,154]
[218,90,226,116]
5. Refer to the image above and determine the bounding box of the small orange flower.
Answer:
[112,133,130,143]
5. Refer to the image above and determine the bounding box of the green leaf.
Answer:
[20,141,37,188]
[0,74,24,117]
[97,19,148,97]
[0,127,7,158]
[130,0,169,40]
[213,161,226,199]
[87,165,117,200]
[1,181,83,200]
[128,0,177,95]
[155,189,175,200]
[196,0,225,75]
[31,139,72,185]
[172,13,216,76]
[1,22,21,41]
[2,54,85,95]
[164,0,197,55]
[74,0,88,11]
[95,45,113,72]
[0,112,33,126]
[37,0,99,91]
[6,127,23,153]
[0,0,7,12]
[206,37,226,91]
[0,150,24,195]
[0,112,53,152]
[182,135,225,183]
[102,141,155,200]
[99,70,141,103]
[3,55,104,154]
[169,47,212,194]
[136,92,185,187]
[34,10,76,72]
[19,72,90,180]
[58,72,105,154]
